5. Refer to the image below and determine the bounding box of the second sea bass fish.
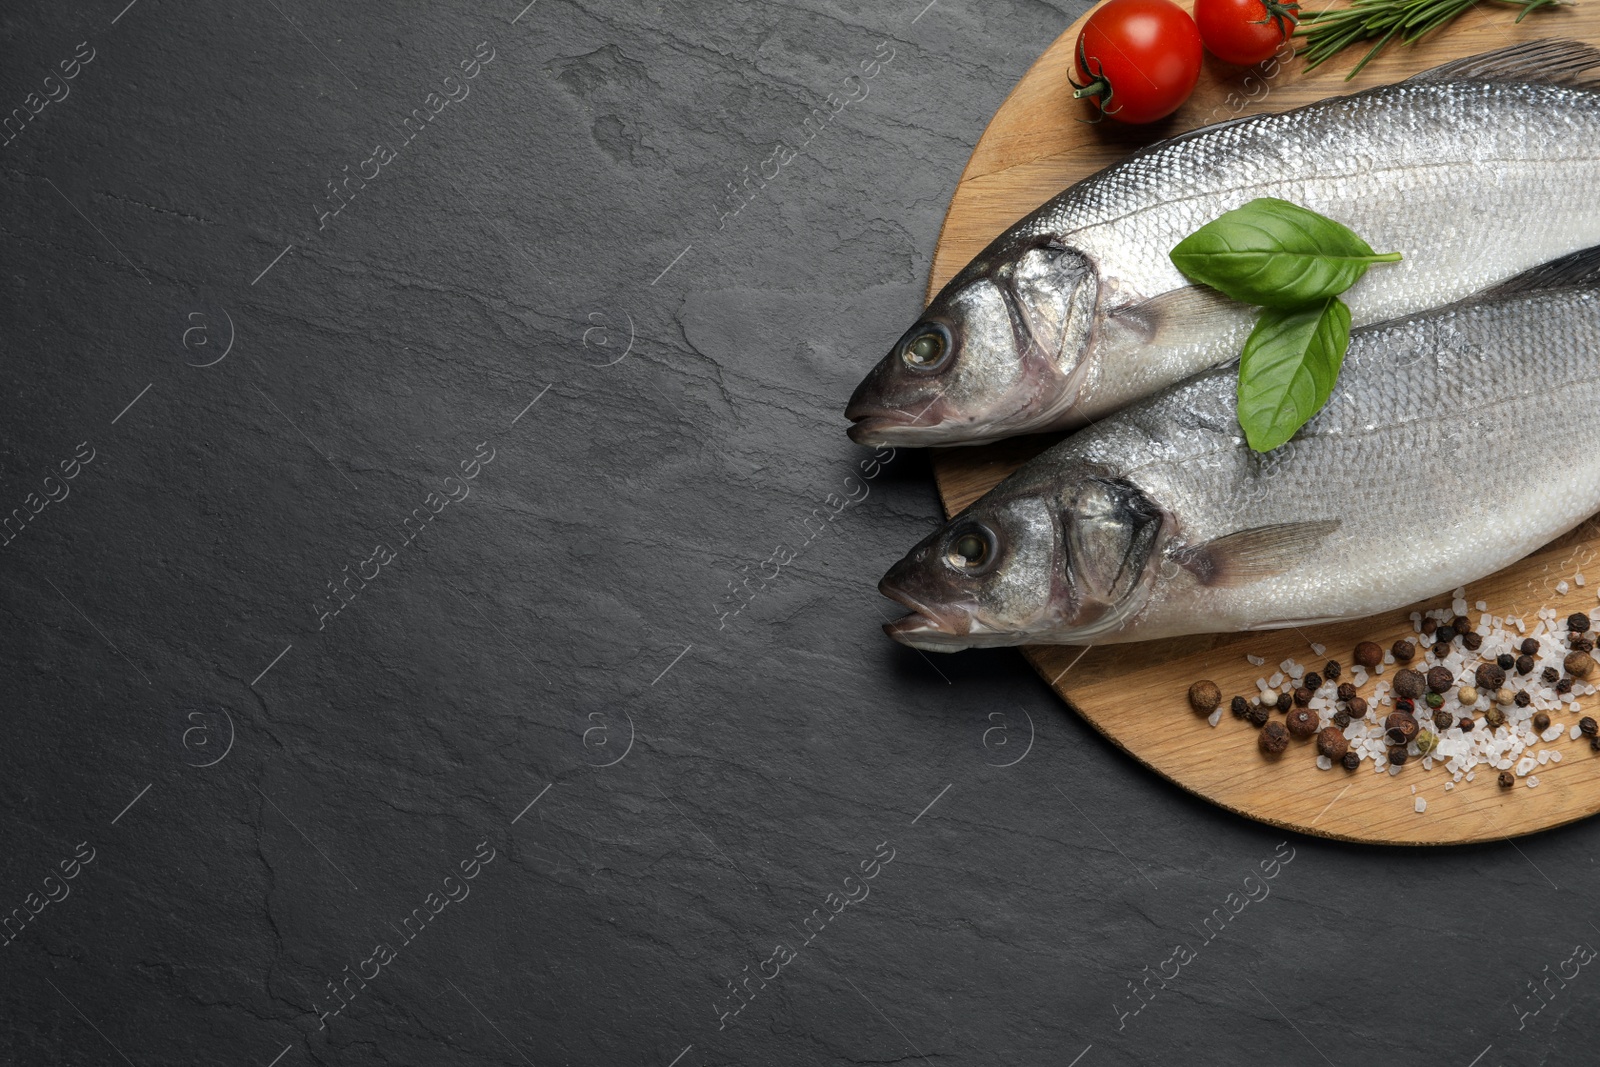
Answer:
[876,252,1600,650]
[846,39,1600,447]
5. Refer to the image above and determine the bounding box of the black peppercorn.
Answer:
[1337,682,1357,702]
[1422,619,1437,636]
[1259,721,1290,755]
[1324,660,1342,681]
[1459,716,1475,732]
[1436,624,1457,645]
[1231,695,1250,718]
[1521,638,1541,656]
[1294,686,1313,707]
[1476,663,1507,690]
[1390,747,1410,766]
[1303,671,1323,691]
[1499,770,1515,788]
[1515,690,1532,708]
[1581,716,1598,737]
[1570,612,1591,634]
[1558,678,1574,694]
[1426,666,1453,693]
[1533,710,1551,732]
[1432,708,1454,730]
[1342,751,1360,771]
[1573,636,1596,654]
[1246,704,1270,727]
[1276,692,1293,712]
[1515,654,1535,676]
[1463,632,1484,652]
[1591,736,1600,752]
[1433,641,1452,659]
[1484,706,1507,729]
[1543,666,1561,685]
[1390,639,1415,664]
[1451,614,1472,634]
[1332,711,1352,728]
[1497,652,1516,671]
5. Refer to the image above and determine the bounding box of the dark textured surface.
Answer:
[2,1,1598,1064]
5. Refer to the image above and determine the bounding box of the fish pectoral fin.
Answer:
[1406,38,1600,89]
[1480,243,1600,298]
[1246,616,1353,631]
[1173,520,1341,588]
[1107,286,1242,348]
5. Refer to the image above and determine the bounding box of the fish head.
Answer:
[846,241,1099,446]
[879,473,1165,651]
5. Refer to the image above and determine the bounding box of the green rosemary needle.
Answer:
[1296,0,1568,79]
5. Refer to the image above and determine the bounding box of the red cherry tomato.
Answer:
[1072,0,1203,125]
[1195,0,1299,66]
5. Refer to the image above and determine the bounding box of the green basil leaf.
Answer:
[1170,198,1402,308]
[1237,297,1350,453]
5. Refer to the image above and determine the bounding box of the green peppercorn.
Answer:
[1426,692,1444,710]
[1415,730,1439,756]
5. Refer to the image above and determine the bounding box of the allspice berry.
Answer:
[1317,726,1349,760]
[1569,612,1592,634]
[1425,666,1453,693]
[1459,716,1475,732]
[1475,663,1507,690]
[1390,639,1415,664]
[1516,654,1536,676]
[1347,696,1369,718]
[1565,651,1594,679]
[1355,641,1385,669]
[1393,669,1426,700]
[1259,721,1290,755]
[1385,710,1420,746]
[1286,707,1318,739]
[1499,770,1515,788]
[1188,680,1222,715]
[1463,632,1484,651]
[1533,710,1551,732]
[1293,686,1313,707]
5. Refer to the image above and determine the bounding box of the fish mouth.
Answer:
[879,582,968,648]
[846,410,920,445]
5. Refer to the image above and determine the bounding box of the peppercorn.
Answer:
[1459,685,1479,705]
[1355,641,1384,668]
[1276,692,1293,713]
[1459,716,1475,732]
[1514,690,1532,708]
[1573,636,1596,654]
[1497,653,1516,671]
[1543,667,1561,685]
[1436,624,1457,645]
[1566,651,1594,679]
[1570,611,1591,634]
[1317,727,1349,760]
[1422,619,1437,636]
[1294,686,1313,707]
[1476,663,1507,690]
[1341,751,1360,771]
[1591,736,1600,752]
[1246,704,1270,727]
[1521,638,1541,656]
[1324,660,1342,681]
[1259,721,1290,755]
[1426,692,1444,710]
[1393,669,1426,700]
[1337,682,1357,702]
[1303,671,1323,691]
[1515,654,1535,676]
[1430,641,1450,659]
[1433,708,1454,730]
[1451,614,1472,634]
[1385,711,1420,746]
[1463,632,1484,652]
[1188,680,1222,715]
[1390,747,1410,766]
[1484,706,1507,729]
[1286,707,1318,739]
[1558,678,1574,695]
[1425,666,1452,693]
[1347,696,1369,718]
[1581,716,1598,737]
[1416,730,1439,756]
[1395,698,1416,714]
[1533,710,1551,732]
[1231,695,1250,718]
[1499,770,1515,788]
[1497,687,1515,706]
[1390,639,1415,664]
[1332,711,1352,728]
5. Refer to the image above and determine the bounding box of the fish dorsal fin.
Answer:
[1480,243,1600,298]
[1406,38,1600,89]
[1174,520,1341,588]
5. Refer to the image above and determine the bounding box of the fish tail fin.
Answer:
[1406,38,1600,90]
[1481,244,1600,299]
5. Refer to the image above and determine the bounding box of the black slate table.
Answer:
[2,1,1593,1064]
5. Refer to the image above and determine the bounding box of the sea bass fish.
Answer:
[876,253,1600,650]
[846,39,1600,448]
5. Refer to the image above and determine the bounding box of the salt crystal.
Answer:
[1208,708,1223,727]
[1543,724,1564,742]
[1375,664,1386,675]
[1410,784,1417,794]
[1538,749,1551,765]
[1454,598,1468,616]
[1572,724,1583,741]
[1516,756,1537,776]
[1247,654,1266,666]
[1559,581,1571,595]
[1528,776,1541,788]
[1384,651,1396,665]
[1316,755,1333,770]
[1269,671,1284,687]
[1279,659,1295,674]
[1311,642,1326,656]
[1258,679,1271,693]
[1579,575,1587,588]
[1476,600,1488,611]
[1467,771,1476,782]
[1389,764,1403,776]
[1415,797,1427,813]
[1552,751,1563,763]
[1445,781,1455,791]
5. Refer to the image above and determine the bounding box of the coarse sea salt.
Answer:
[1415,797,1427,813]
[1311,642,1326,657]
[1208,708,1223,727]
[1316,755,1332,770]
[1476,601,1488,611]
[1528,776,1541,788]
[1247,654,1266,666]
[1559,581,1571,595]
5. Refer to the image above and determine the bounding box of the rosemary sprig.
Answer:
[1296,0,1568,79]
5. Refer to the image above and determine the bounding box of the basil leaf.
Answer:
[1236,297,1350,453]
[1170,198,1402,308]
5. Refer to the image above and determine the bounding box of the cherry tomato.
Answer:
[1195,0,1299,66]
[1072,0,1203,125]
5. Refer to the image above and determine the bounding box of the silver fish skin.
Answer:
[878,280,1600,651]
[846,40,1600,448]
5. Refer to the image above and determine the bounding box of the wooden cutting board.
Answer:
[927,4,1600,844]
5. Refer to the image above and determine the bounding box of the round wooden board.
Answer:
[926,5,1600,844]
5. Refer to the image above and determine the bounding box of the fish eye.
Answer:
[901,324,950,371]
[944,524,995,572]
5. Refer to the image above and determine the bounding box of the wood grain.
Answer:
[925,4,1600,844]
